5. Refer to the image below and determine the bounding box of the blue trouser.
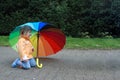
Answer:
[12,58,36,69]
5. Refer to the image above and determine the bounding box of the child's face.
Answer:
[25,31,31,38]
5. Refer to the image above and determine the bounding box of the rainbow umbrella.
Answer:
[9,22,66,68]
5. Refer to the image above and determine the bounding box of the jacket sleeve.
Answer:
[17,39,27,61]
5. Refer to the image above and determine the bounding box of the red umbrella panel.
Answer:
[31,27,66,57]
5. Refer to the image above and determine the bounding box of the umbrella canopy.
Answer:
[9,22,66,57]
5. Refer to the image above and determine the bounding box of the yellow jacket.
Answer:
[17,36,34,61]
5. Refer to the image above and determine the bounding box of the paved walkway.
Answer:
[0,47,120,80]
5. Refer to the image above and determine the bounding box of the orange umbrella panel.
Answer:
[37,28,66,57]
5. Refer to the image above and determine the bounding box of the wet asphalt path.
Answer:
[1,47,120,80]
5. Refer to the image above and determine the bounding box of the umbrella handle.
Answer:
[36,58,43,68]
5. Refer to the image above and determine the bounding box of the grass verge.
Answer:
[0,36,9,46]
[65,37,120,49]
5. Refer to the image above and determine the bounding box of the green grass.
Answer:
[65,37,120,49]
[0,36,9,46]
[1,36,120,49]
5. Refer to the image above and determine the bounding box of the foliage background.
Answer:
[0,0,120,38]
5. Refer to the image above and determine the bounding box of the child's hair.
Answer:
[20,25,31,35]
